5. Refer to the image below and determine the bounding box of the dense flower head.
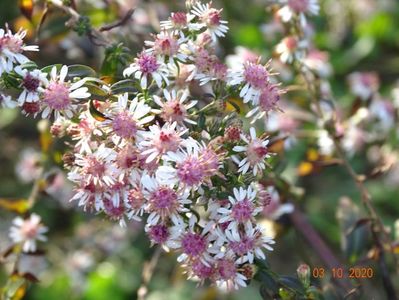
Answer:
[1,1,284,291]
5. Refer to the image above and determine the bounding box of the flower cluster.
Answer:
[0,1,291,290]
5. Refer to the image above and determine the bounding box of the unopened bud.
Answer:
[296,264,310,288]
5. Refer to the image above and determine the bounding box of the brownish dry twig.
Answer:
[137,246,162,300]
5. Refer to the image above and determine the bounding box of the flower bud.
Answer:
[296,263,310,288]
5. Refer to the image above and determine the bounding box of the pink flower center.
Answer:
[154,36,179,56]
[162,100,187,123]
[21,221,39,239]
[192,260,214,279]
[229,237,255,255]
[232,200,254,223]
[181,232,207,257]
[22,73,40,92]
[42,82,71,110]
[177,156,205,186]
[247,140,268,165]
[217,259,237,280]
[112,111,137,139]
[137,52,159,74]
[4,35,23,53]
[171,12,187,27]
[127,188,145,210]
[148,224,169,244]
[149,186,178,216]
[203,9,222,26]
[283,36,298,51]
[194,48,214,72]
[116,147,140,169]
[244,63,269,89]
[156,130,181,153]
[85,157,106,177]
[288,0,310,13]
[199,149,219,177]
[104,199,125,219]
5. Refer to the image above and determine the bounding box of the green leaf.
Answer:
[41,64,62,74]
[67,65,97,79]
[85,83,109,101]
[110,79,138,95]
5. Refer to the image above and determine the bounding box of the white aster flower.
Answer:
[9,214,48,252]
[41,65,90,119]
[232,127,272,176]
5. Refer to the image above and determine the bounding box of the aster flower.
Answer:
[126,182,147,221]
[69,143,119,188]
[218,186,263,230]
[15,148,43,183]
[183,258,215,285]
[160,11,198,34]
[168,217,215,265]
[139,122,187,163]
[145,31,187,64]
[69,180,105,212]
[14,66,48,104]
[41,65,90,119]
[275,36,308,64]
[278,0,320,27]
[222,222,275,264]
[102,93,154,142]
[123,51,169,89]
[141,174,191,225]
[153,89,197,126]
[157,139,222,189]
[145,223,176,251]
[9,214,48,252]
[228,60,272,105]
[246,83,284,122]
[347,72,379,101]
[191,2,229,41]
[214,254,248,290]
[67,112,103,154]
[262,186,294,220]
[0,27,38,75]
[232,127,272,176]
[0,92,17,108]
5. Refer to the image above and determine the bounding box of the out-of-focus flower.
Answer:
[275,36,308,64]
[347,72,379,101]
[0,92,17,108]
[262,186,294,220]
[0,27,38,75]
[277,0,320,27]
[9,214,48,252]
[225,47,259,70]
[15,148,43,183]
[302,49,332,77]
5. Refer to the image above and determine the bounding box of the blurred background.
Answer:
[1,0,399,299]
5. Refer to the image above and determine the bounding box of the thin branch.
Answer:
[99,9,135,32]
[137,246,162,300]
